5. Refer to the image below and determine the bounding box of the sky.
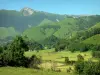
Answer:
[0,0,100,15]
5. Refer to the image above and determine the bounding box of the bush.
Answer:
[65,57,69,65]
[75,61,100,75]
[28,55,42,69]
[92,51,100,58]
[77,54,84,61]
[75,61,85,74]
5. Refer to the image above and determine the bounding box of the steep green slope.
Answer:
[82,22,100,45]
[23,27,45,41]
[38,18,54,26]
[23,24,60,41]
[83,34,100,45]
[54,18,79,38]
[89,22,100,30]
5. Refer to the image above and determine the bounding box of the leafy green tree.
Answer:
[0,36,29,66]
[26,40,43,51]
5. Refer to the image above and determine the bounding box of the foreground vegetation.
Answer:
[0,49,100,75]
[0,67,70,75]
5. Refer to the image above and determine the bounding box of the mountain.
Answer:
[21,7,35,16]
[23,15,100,42]
[0,7,65,32]
[0,7,100,44]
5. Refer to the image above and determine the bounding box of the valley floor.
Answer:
[0,67,72,75]
[25,49,97,72]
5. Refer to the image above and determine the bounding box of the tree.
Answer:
[26,40,43,51]
[0,36,42,68]
[0,36,29,66]
[55,39,67,52]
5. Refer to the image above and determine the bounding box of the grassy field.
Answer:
[0,67,72,75]
[25,49,92,62]
[24,49,95,72]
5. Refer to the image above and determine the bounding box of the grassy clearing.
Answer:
[25,49,94,72]
[0,67,72,75]
[25,49,92,62]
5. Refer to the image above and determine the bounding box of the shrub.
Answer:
[28,55,42,69]
[92,51,100,58]
[77,54,84,61]
[65,57,76,65]
[75,61,85,74]
[75,61,100,75]
[65,57,69,65]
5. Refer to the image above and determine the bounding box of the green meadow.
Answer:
[25,49,95,72]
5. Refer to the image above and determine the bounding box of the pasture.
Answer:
[25,49,94,72]
[0,67,70,75]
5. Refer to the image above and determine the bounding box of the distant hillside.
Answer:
[0,8,100,43]
[38,19,54,26]
[65,22,100,51]
[82,22,100,45]
[23,24,60,41]
[23,15,100,42]
[0,8,65,32]
[0,27,19,39]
